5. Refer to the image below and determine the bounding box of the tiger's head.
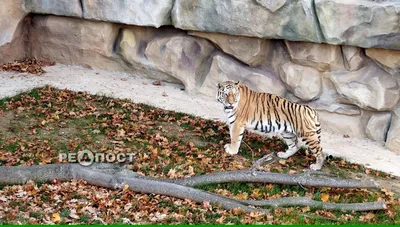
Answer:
[216,80,241,112]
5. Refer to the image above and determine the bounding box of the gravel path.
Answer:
[1,64,399,176]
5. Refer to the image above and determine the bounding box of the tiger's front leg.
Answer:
[224,122,245,155]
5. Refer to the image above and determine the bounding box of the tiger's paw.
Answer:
[224,144,238,155]
[277,152,289,159]
[309,163,322,171]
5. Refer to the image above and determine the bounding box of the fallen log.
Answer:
[0,163,385,213]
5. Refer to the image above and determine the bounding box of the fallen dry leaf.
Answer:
[152,81,162,86]
[51,213,61,223]
[320,193,330,202]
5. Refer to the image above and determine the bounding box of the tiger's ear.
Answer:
[216,83,221,88]
[234,81,240,86]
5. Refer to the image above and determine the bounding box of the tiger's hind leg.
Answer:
[304,135,325,170]
[277,132,299,159]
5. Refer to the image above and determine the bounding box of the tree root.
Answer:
[0,163,386,213]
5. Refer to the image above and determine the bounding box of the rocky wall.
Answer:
[0,0,28,64]
[22,0,400,50]
[0,1,399,154]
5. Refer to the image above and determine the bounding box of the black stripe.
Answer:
[260,120,264,132]
[254,121,259,130]
[276,120,281,130]
[230,120,235,124]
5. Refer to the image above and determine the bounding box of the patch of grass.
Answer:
[59,208,70,218]
[72,192,83,199]
[29,212,42,219]
[2,142,19,153]
[27,88,41,99]
[40,193,50,202]
[0,97,11,109]
[78,213,90,223]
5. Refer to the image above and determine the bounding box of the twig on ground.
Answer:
[242,141,255,163]
[250,153,277,170]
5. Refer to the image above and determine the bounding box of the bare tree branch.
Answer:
[168,170,380,189]
[0,163,267,213]
[233,197,387,211]
[0,163,385,213]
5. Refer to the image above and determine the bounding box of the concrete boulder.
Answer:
[28,15,174,82]
[386,105,400,154]
[29,15,121,69]
[366,48,400,75]
[285,77,362,116]
[82,0,173,27]
[198,53,286,97]
[342,46,366,71]
[0,0,28,64]
[318,110,368,138]
[316,0,400,50]
[172,0,323,43]
[188,31,270,67]
[279,62,322,101]
[255,0,287,12]
[330,64,400,111]
[284,41,344,71]
[145,35,215,92]
[23,0,82,17]
[365,112,392,143]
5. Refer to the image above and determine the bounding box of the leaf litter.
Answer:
[0,58,55,75]
[0,86,399,224]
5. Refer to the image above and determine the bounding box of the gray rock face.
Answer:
[366,112,392,143]
[188,31,270,67]
[330,64,400,111]
[82,0,173,27]
[23,0,82,17]
[28,15,174,82]
[279,62,322,101]
[172,0,322,43]
[145,35,215,92]
[386,105,400,154]
[285,76,362,116]
[342,46,366,71]
[316,0,400,50]
[366,48,400,75]
[118,27,184,83]
[284,41,344,71]
[199,53,286,97]
[318,110,368,138]
[255,0,287,12]
[29,15,119,67]
[0,0,27,64]
[18,0,400,50]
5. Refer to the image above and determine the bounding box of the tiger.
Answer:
[216,80,325,170]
